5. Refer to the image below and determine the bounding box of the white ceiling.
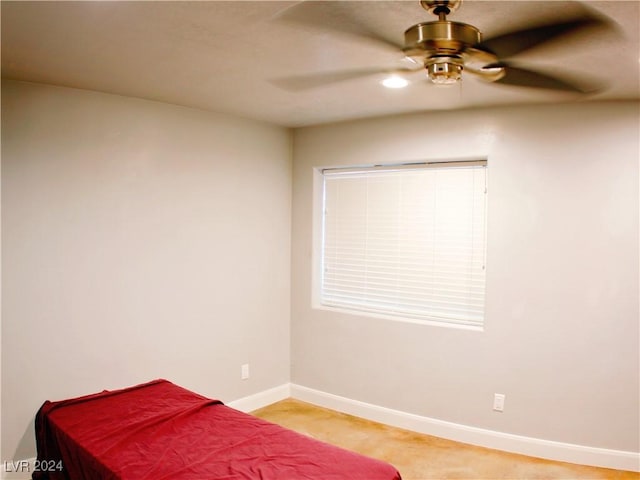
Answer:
[2,1,639,127]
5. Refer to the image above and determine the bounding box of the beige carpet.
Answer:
[252,398,639,480]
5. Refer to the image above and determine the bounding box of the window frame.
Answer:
[312,159,488,331]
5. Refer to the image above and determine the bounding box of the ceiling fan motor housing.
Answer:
[403,21,481,60]
[403,21,503,84]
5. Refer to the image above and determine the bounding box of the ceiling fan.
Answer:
[273,0,614,93]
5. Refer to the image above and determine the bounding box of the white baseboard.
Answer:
[226,383,290,413]
[290,383,640,473]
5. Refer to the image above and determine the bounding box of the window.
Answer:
[319,161,487,328]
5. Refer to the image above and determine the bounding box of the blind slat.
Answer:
[321,162,487,327]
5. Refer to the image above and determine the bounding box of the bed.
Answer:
[33,379,402,480]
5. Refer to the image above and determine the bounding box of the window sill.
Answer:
[312,303,484,332]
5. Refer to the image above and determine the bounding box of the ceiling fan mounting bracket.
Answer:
[420,0,462,17]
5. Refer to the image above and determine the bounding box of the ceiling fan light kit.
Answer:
[425,56,463,85]
[382,75,410,89]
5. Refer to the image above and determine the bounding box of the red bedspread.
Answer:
[34,379,402,480]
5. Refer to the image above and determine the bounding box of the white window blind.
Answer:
[321,161,487,327]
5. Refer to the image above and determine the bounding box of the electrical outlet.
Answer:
[493,393,505,412]
[241,364,250,380]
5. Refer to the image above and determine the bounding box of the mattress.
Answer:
[33,379,402,480]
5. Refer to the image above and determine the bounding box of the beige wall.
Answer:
[1,80,292,460]
[291,102,639,453]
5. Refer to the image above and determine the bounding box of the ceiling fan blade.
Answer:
[273,1,404,53]
[476,10,614,59]
[270,67,417,92]
[484,64,604,93]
